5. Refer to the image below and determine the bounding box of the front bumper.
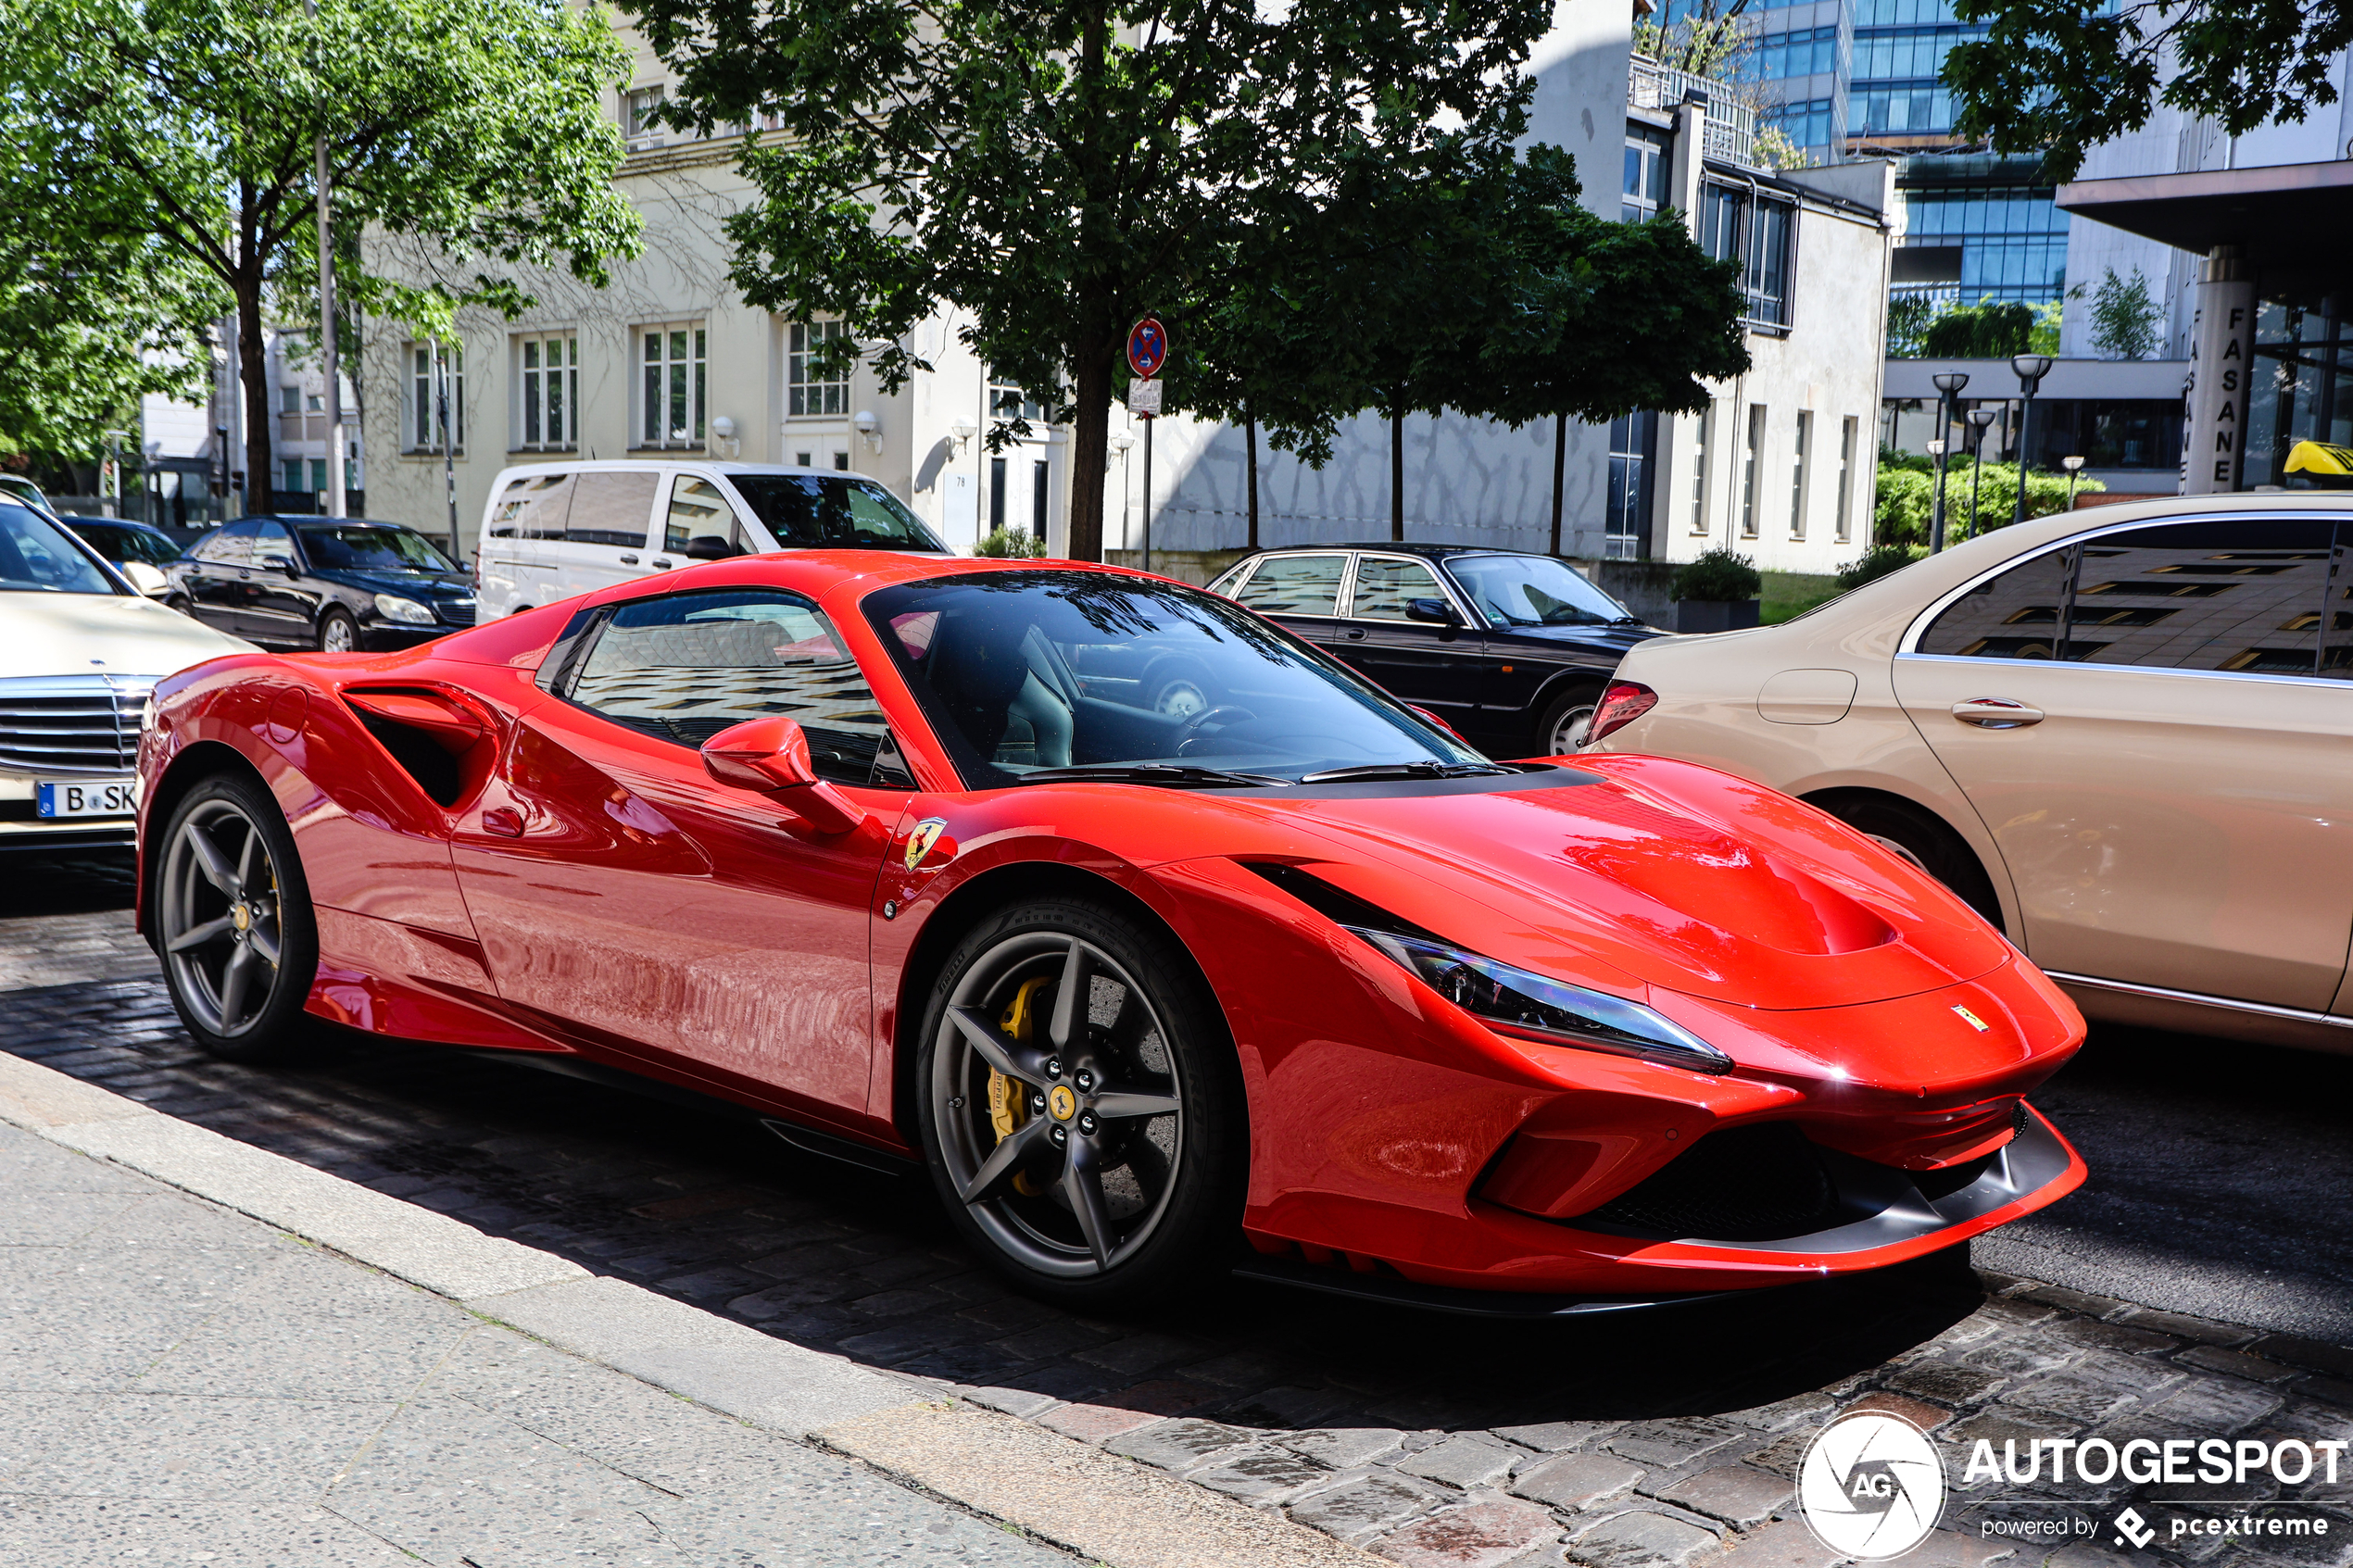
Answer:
[356,621,460,652]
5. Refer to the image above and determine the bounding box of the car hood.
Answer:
[1485,621,1665,651]
[319,568,472,597]
[1146,757,2010,1013]
[0,591,253,680]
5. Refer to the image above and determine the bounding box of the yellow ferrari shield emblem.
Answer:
[1047,1084,1077,1122]
[903,818,948,871]
[1951,1005,1990,1033]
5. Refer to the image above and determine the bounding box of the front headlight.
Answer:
[374,593,435,625]
[1346,926,1733,1074]
[141,694,157,732]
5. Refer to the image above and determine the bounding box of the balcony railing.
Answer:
[1629,55,1758,169]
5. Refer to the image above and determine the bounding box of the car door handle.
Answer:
[618,554,638,565]
[481,807,524,838]
[1952,697,2044,729]
[651,558,673,570]
[1342,627,1366,641]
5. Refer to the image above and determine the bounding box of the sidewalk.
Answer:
[0,1116,1072,1567]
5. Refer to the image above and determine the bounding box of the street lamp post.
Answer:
[1966,408,1997,542]
[2011,354,2054,524]
[2062,454,2085,509]
[1930,371,1969,553]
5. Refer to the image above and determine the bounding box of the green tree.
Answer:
[0,0,643,511]
[630,0,1576,561]
[1920,300,2036,358]
[1944,0,2353,179]
[2087,266,2162,360]
[1634,3,1756,78]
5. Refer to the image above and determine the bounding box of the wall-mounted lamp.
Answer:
[710,414,740,459]
[949,419,976,452]
[853,409,881,454]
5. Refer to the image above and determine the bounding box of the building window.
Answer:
[308,458,326,495]
[625,85,665,145]
[282,458,303,495]
[1700,183,1795,331]
[788,320,849,417]
[1622,127,1667,223]
[280,386,300,415]
[407,343,464,453]
[1741,404,1767,538]
[640,325,706,448]
[517,332,578,451]
[1032,458,1050,537]
[1790,410,1813,539]
[989,376,1048,425]
[1690,402,1714,535]
[307,393,323,413]
[1605,411,1655,560]
[1758,24,1842,80]
[1835,417,1858,542]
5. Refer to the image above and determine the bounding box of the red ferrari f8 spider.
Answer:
[135,553,2085,1311]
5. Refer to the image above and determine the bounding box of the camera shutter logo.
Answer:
[1797,1411,1947,1560]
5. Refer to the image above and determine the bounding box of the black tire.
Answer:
[1532,680,1607,756]
[154,771,318,1062]
[164,595,195,619]
[1812,792,2006,931]
[1140,656,1217,721]
[317,608,359,654]
[913,896,1246,1311]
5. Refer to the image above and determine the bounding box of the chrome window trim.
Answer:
[1228,549,1352,621]
[1895,508,2353,672]
[1347,550,1478,629]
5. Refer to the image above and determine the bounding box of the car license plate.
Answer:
[36,779,138,818]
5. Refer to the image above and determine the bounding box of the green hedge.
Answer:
[1874,455,2100,548]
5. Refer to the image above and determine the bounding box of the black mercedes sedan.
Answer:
[1205,544,1664,755]
[165,516,475,652]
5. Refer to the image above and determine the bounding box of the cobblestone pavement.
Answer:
[6,857,2350,1568]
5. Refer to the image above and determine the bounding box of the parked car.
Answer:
[137,551,2082,1312]
[477,459,950,619]
[1205,545,1664,755]
[69,517,184,600]
[1586,493,2353,1052]
[0,494,247,852]
[166,516,476,652]
[0,475,56,516]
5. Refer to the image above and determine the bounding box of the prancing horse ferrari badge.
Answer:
[904,818,949,871]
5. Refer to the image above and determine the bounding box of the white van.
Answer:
[474,460,951,619]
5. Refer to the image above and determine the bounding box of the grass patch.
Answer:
[1761,570,1842,625]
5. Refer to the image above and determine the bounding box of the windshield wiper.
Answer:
[1298,761,1513,784]
[1014,763,1293,788]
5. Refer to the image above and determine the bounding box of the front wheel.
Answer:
[1533,681,1606,755]
[156,772,317,1061]
[914,897,1245,1311]
[1815,792,2006,931]
[316,608,358,654]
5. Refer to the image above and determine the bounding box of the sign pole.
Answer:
[1124,316,1169,575]
[1141,417,1153,575]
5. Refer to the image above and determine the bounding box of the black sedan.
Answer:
[1206,544,1663,755]
[166,516,476,652]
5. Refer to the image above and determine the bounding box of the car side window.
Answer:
[1916,546,2081,660]
[664,476,745,555]
[1234,554,1345,617]
[1351,557,1446,621]
[1204,560,1252,598]
[193,522,255,565]
[565,471,661,548]
[251,521,293,566]
[489,472,574,540]
[2071,519,2339,675]
[564,588,895,786]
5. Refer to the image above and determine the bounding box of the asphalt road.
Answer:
[9,851,2352,1347]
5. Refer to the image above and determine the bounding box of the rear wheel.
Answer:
[1813,792,2005,931]
[914,897,1244,1311]
[316,608,358,654]
[1533,681,1607,755]
[156,772,317,1062]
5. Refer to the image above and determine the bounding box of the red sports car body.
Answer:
[135,552,2085,1312]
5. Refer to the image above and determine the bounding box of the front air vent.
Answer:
[1574,1122,1840,1242]
[341,687,488,809]
[1242,862,1440,941]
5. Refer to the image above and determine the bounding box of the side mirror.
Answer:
[700,715,864,834]
[122,561,170,596]
[684,534,744,561]
[258,554,298,577]
[1405,597,1459,626]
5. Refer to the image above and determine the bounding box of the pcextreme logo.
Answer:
[1798,1411,1948,1560]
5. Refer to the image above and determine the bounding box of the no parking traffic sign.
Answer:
[1126,316,1168,381]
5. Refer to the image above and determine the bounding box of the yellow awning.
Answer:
[2285,439,2353,476]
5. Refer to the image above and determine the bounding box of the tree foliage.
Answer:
[2086,266,2163,360]
[1945,0,2353,180]
[1874,451,2100,546]
[633,0,1746,559]
[0,0,642,507]
[1920,300,2037,358]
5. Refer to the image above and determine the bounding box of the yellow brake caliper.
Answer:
[989,977,1051,1197]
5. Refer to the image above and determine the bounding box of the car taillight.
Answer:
[1586,681,1657,746]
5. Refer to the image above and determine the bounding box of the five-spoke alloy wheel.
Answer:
[157,773,317,1060]
[916,897,1243,1308]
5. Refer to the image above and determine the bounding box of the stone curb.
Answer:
[0,1048,1381,1568]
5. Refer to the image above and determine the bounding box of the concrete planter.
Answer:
[1674,598,1762,634]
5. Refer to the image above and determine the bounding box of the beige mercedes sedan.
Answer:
[1586,493,2353,1052]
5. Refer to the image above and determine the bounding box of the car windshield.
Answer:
[864,570,1492,788]
[729,475,947,552]
[1448,554,1632,627]
[0,500,118,595]
[297,524,455,572]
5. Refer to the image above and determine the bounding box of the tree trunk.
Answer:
[238,270,271,518]
[1245,411,1258,550]
[1067,345,1112,562]
[1550,410,1567,557]
[1389,406,1403,543]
